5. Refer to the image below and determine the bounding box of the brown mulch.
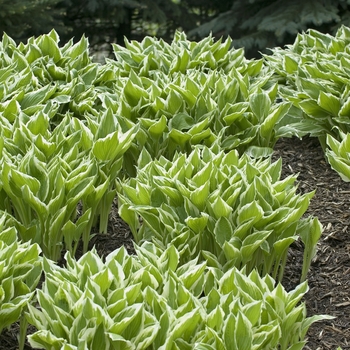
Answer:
[1,136,349,349]
[274,137,350,350]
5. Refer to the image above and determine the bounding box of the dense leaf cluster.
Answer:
[28,244,329,350]
[265,25,350,182]
[1,28,349,349]
[118,146,320,282]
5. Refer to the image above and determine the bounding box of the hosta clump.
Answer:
[111,30,262,77]
[0,30,105,125]
[118,145,320,282]
[265,25,350,149]
[0,213,42,348]
[102,54,290,172]
[0,109,137,261]
[0,114,97,260]
[0,31,139,247]
[27,242,331,350]
[27,248,158,349]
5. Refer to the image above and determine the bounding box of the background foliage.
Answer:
[1,0,350,57]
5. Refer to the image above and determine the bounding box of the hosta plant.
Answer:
[0,212,42,349]
[265,25,350,149]
[102,64,291,172]
[111,30,259,77]
[0,30,102,125]
[0,30,291,177]
[26,242,332,350]
[99,31,292,174]
[118,145,321,282]
[0,107,137,260]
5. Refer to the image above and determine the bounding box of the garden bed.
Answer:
[0,136,349,349]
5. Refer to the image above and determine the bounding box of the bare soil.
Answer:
[1,136,349,349]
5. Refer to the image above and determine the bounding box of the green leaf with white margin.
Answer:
[234,312,253,350]
[234,270,263,301]
[326,133,350,181]
[283,55,299,74]
[62,208,91,252]
[185,213,209,235]
[158,244,180,273]
[137,148,153,170]
[170,113,194,131]
[318,91,341,117]
[201,250,223,269]
[241,300,262,327]
[28,330,67,349]
[299,313,335,342]
[118,203,140,238]
[131,312,160,349]
[108,333,134,349]
[37,31,62,62]
[95,108,118,139]
[25,43,42,64]
[284,281,309,316]
[222,241,241,264]
[3,99,20,122]
[222,102,250,126]
[8,165,41,197]
[21,184,47,218]
[20,84,57,110]
[180,262,206,291]
[326,152,350,181]
[298,217,323,282]
[64,35,89,59]
[90,323,109,350]
[214,216,234,247]
[149,115,167,138]
[223,314,236,350]
[123,77,148,106]
[273,235,298,260]
[93,125,137,162]
[337,130,350,159]
[166,90,183,114]
[209,196,231,219]
[249,91,271,121]
[81,64,98,86]
[197,327,225,350]
[280,306,307,349]
[237,201,264,226]
[192,162,212,188]
[190,182,210,212]
[241,230,272,263]
[207,306,224,331]
[260,102,291,139]
[12,50,29,71]
[0,294,33,333]
[167,309,202,344]
[298,99,329,119]
[170,84,197,108]
[131,209,163,242]
[339,94,350,117]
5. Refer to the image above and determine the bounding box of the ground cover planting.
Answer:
[0,27,349,349]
